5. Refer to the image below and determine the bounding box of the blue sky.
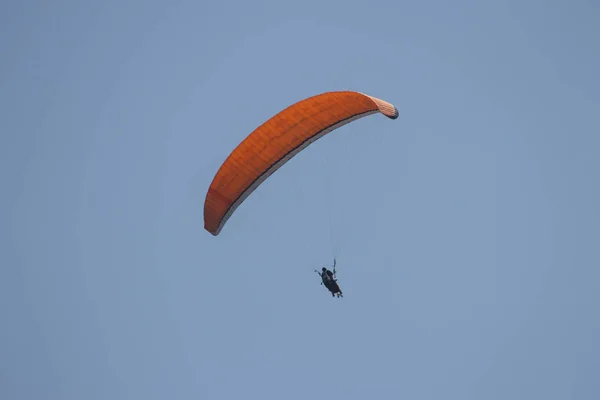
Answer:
[1,0,599,399]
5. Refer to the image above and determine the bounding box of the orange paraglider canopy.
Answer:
[204,90,399,236]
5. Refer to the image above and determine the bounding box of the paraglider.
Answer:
[203,90,399,298]
[203,90,399,236]
[315,258,343,298]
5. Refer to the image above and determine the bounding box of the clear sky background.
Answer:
[1,1,599,399]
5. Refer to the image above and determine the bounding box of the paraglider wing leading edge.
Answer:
[203,91,399,236]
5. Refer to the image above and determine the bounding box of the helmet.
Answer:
[322,267,327,271]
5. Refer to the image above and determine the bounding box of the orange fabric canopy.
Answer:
[204,90,399,236]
